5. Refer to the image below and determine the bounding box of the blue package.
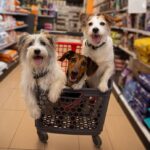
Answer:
[138,74,150,92]
[123,80,137,102]
[144,118,150,130]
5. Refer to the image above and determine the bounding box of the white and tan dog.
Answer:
[80,13,114,92]
[18,32,66,119]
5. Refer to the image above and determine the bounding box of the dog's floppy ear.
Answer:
[48,35,56,47]
[58,51,75,61]
[100,13,114,25]
[86,57,98,76]
[41,31,56,47]
[17,33,29,50]
[80,13,89,27]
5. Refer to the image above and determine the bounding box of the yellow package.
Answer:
[134,38,150,65]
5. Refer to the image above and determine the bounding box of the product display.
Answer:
[94,0,150,147]
[134,38,150,65]
[0,0,30,14]
[0,49,18,63]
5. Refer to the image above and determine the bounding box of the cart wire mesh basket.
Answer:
[35,40,112,148]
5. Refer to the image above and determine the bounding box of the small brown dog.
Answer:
[59,51,98,89]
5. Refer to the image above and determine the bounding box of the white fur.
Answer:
[82,15,114,92]
[20,33,66,119]
[71,74,87,89]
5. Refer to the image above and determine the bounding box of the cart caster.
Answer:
[92,135,102,148]
[37,130,48,143]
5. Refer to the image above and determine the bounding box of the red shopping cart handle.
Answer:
[57,42,82,51]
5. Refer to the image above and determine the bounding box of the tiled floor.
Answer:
[0,65,145,150]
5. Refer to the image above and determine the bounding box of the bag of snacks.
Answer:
[134,38,150,65]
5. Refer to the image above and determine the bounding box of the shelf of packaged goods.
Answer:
[138,60,150,70]
[22,7,55,12]
[114,44,136,58]
[93,0,109,8]
[0,11,28,16]
[40,8,55,11]
[38,15,55,18]
[113,82,150,145]
[41,29,83,37]
[101,7,127,14]
[0,59,19,81]
[111,26,150,36]
[4,24,28,31]
[0,41,16,51]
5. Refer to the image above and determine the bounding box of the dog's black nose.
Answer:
[72,71,78,76]
[34,49,41,55]
[93,28,99,33]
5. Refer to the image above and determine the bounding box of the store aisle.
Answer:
[0,65,145,150]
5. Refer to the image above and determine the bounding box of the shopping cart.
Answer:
[35,33,112,148]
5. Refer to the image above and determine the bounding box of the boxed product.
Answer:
[0,49,18,63]
[0,32,10,46]
[137,74,150,91]
[134,38,150,65]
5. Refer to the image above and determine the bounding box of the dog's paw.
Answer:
[48,92,59,103]
[30,108,41,119]
[98,82,108,93]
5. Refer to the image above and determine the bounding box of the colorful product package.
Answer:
[134,38,150,65]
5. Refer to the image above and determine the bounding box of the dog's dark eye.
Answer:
[100,22,105,26]
[88,22,93,26]
[40,41,46,46]
[81,61,87,66]
[28,41,33,46]
[71,58,76,63]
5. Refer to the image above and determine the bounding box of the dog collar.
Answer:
[85,40,106,50]
[33,69,49,79]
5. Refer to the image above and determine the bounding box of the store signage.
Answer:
[128,0,147,13]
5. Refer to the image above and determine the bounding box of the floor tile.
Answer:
[0,110,24,148]
[10,112,44,150]
[45,134,79,150]
[105,116,145,150]
[9,149,41,150]
[107,94,125,116]
[0,87,14,108]
[0,66,21,89]
[79,127,113,150]
[2,88,26,111]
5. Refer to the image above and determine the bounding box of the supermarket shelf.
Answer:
[22,7,55,11]
[4,24,28,31]
[41,29,83,36]
[40,8,55,11]
[0,11,28,16]
[114,44,136,58]
[93,1,109,8]
[0,59,19,81]
[138,59,150,70]
[101,7,127,14]
[111,26,150,36]
[0,41,17,51]
[113,82,150,148]
[38,15,55,18]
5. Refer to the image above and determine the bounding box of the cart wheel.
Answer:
[92,135,102,148]
[37,130,48,143]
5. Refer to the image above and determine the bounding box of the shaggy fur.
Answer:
[59,51,98,89]
[80,14,114,92]
[18,32,66,119]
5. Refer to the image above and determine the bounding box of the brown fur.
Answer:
[59,51,98,87]
[80,13,114,28]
